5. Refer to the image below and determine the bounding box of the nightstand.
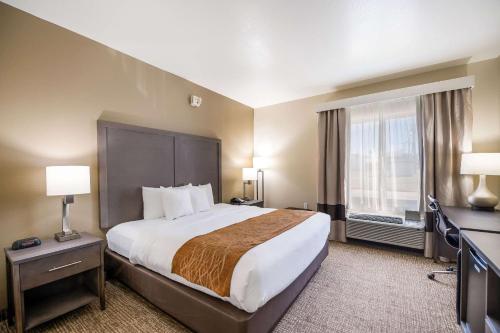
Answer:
[285,207,313,211]
[5,232,105,332]
[231,199,264,208]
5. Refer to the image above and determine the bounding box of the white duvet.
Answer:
[106,204,330,313]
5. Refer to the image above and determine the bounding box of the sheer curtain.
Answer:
[346,97,420,216]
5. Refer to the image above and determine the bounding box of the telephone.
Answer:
[230,197,246,204]
[12,237,41,250]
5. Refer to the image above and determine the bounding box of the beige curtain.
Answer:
[419,88,473,208]
[318,108,346,241]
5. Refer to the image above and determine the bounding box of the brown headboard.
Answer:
[97,120,222,229]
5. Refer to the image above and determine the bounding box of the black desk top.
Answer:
[442,206,500,233]
[462,231,500,276]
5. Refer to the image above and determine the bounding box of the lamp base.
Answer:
[471,205,495,212]
[54,230,81,242]
[467,174,499,211]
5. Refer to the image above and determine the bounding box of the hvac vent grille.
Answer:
[346,218,424,250]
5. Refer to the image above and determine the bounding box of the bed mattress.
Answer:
[106,204,330,313]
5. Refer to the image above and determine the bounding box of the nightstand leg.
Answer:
[11,264,24,333]
[99,249,106,310]
[6,259,14,326]
[99,270,105,310]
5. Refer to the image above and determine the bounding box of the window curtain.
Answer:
[317,108,346,242]
[419,88,473,258]
[346,97,420,216]
[419,88,473,208]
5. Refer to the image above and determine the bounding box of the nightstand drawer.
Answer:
[19,244,100,291]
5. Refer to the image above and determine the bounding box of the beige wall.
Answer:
[255,57,500,210]
[0,3,254,308]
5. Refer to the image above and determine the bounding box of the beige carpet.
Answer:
[1,241,460,333]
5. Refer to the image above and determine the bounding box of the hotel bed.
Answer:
[98,121,330,333]
[107,203,330,312]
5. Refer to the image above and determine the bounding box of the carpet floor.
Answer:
[1,241,461,333]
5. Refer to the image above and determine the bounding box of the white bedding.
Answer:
[106,204,330,313]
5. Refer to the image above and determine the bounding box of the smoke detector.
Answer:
[190,95,202,107]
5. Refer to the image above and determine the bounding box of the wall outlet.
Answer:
[303,202,308,210]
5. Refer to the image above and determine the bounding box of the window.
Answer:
[347,97,420,216]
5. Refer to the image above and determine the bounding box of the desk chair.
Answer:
[427,195,460,280]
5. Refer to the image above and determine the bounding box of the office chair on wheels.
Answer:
[427,195,460,280]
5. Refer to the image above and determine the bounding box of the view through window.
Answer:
[347,97,420,216]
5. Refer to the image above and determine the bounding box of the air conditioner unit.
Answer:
[346,214,425,250]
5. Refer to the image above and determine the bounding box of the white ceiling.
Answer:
[3,0,500,108]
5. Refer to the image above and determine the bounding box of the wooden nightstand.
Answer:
[231,199,264,208]
[5,232,105,332]
[285,207,313,211]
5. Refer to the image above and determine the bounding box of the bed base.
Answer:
[105,241,328,333]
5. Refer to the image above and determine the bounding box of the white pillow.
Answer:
[142,187,165,219]
[161,187,194,221]
[161,184,191,190]
[189,186,211,213]
[199,183,215,207]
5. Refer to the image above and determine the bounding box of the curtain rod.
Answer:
[316,75,475,113]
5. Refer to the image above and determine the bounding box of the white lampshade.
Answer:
[46,166,91,196]
[242,168,257,181]
[461,153,500,176]
[253,156,269,169]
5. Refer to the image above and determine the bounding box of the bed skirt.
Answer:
[105,240,329,333]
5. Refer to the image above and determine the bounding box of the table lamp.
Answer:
[46,166,90,241]
[253,156,269,202]
[460,153,500,211]
[242,167,257,201]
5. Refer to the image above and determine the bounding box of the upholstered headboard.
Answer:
[97,120,222,229]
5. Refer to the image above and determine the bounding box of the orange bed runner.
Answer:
[171,209,316,297]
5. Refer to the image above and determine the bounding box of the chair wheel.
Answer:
[427,273,435,280]
[446,267,454,272]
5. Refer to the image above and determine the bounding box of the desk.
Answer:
[433,207,500,262]
[459,231,500,333]
[442,207,500,233]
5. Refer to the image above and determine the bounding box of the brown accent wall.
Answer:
[255,57,500,210]
[0,3,254,308]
